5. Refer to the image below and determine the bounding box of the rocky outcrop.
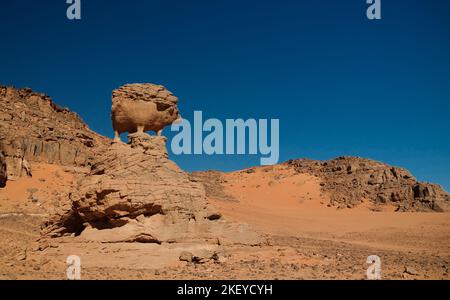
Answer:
[0,152,6,187]
[287,157,450,212]
[0,86,109,180]
[0,85,261,246]
[43,133,262,246]
[111,83,181,141]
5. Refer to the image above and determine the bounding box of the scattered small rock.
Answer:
[404,266,419,276]
[206,212,222,221]
[16,251,27,261]
[179,251,194,263]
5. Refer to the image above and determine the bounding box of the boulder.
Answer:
[179,251,194,262]
[111,83,181,141]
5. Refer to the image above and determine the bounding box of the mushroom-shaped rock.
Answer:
[111,83,181,142]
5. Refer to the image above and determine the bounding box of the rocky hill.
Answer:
[286,157,450,212]
[0,85,262,257]
[0,86,109,183]
[194,157,450,212]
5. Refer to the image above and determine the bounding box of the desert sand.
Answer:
[211,165,450,254]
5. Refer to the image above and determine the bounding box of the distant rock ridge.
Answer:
[0,85,109,183]
[286,156,450,212]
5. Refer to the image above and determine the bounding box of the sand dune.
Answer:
[209,165,450,254]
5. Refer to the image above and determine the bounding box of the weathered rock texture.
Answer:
[0,152,6,187]
[111,83,180,141]
[43,133,262,246]
[0,86,109,181]
[287,157,450,212]
[190,171,238,203]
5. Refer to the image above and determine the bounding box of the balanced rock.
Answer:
[111,83,181,142]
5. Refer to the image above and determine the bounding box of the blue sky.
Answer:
[0,0,449,191]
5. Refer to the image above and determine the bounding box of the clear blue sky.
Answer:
[1,0,449,191]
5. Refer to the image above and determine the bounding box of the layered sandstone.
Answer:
[43,132,262,246]
[0,86,109,182]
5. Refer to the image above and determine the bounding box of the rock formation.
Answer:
[43,132,262,246]
[287,157,450,212]
[0,86,109,180]
[0,85,261,248]
[111,83,181,142]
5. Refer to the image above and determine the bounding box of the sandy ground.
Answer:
[211,165,450,254]
[0,163,449,280]
[0,163,75,215]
